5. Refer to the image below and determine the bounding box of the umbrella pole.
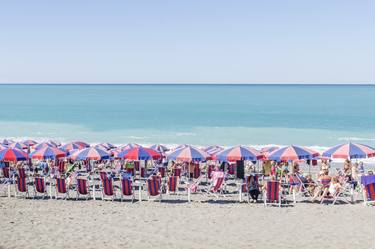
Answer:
[92,160,96,200]
[138,160,142,203]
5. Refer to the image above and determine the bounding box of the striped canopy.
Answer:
[9,142,28,150]
[0,148,28,161]
[215,146,262,161]
[30,146,66,160]
[70,147,110,161]
[267,145,317,161]
[261,146,279,154]
[22,139,38,146]
[149,144,169,153]
[34,142,57,150]
[118,146,161,160]
[120,143,141,150]
[73,141,90,148]
[204,145,224,156]
[1,139,15,146]
[167,145,209,162]
[98,142,116,150]
[322,142,375,159]
[60,142,86,152]
[46,140,61,147]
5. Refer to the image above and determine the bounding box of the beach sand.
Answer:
[1,197,375,249]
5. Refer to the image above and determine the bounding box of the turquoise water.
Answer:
[0,84,374,148]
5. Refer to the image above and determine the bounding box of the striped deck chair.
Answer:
[263,181,281,207]
[239,175,253,203]
[100,175,115,201]
[140,167,146,178]
[228,164,235,175]
[158,167,166,178]
[34,177,47,199]
[76,178,90,200]
[147,176,162,201]
[55,177,69,200]
[15,177,29,198]
[58,161,65,173]
[1,166,12,197]
[173,168,182,177]
[18,168,26,178]
[204,171,225,198]
[207,165,214,179]
[193,165,200,179]
[167,175,179,194]
[120,176,135,203]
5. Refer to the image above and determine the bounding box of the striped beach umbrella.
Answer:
[73,141,90,148]
[60,142,86,152]
[70,147,110,161]
[120,143,141,150]
[1,139,15,146]
[203,145,224,156]
[261,146,279,154]
[46,140,61,147]
[0,148,28,161]
[9,142,28,150]
[98,142,116,150]
[22,139,38,147]
[149,144,169,153]
[215,146,262,161]
[267,145,316,161]
[322,142,375,159]
[30,146,66,160]
[94,144,110,151]
[34,142,57,150]
[118,146,161,160]
[167,145,209,162]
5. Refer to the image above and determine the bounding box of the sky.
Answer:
[0,0,374,84]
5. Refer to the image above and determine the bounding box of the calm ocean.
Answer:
[0,84,374,149]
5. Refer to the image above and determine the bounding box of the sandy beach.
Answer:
[1,197,375,249]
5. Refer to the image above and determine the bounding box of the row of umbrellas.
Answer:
[1,139,375,163]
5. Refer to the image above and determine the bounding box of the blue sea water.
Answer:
[0,84,374,148]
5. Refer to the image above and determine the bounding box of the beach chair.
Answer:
[239,175,259,203]
[166,175,179,194]
[173,167,182,177]
[15,177,29,198]
[158,167,166,178]
[76,178,90,200]
[193,164,200,179]
[361,175,375,206]
[263,181,282,207]
[1,166,13,197]
[288,174,311,203]
[55,177,69,200]
[146,175,162,201]
[120,176,135,203]
[34,177,47,199]
[100,174,115,201]
[207,165,214,180]
[202,171,225,198]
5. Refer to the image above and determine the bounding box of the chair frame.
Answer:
[120,176,135,203]
[34,176,48,199]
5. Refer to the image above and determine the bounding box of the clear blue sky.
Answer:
[1,0,374,84]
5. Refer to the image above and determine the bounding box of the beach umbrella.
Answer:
[118,146,161,160]
[261,146,279,154]
[204,145,224,156]
[149,144,169,153]
[46,140,61,147]
[60,142,86,152]
[9,142,28,150]
[215,146,262,161]
[0,148,28,161]
[70,147,110,161]
[34,142,57,150]
[267,145,317,161]
[98,142,116,150]
[167,145,209,162]
[1,139,15,146]
[73,141,90,148]
[0,144,7,150]
[30,146,66,160]
[22,139,38,147]
[322,142,375,159]
[120,143,141,150]
[94,144,110,151]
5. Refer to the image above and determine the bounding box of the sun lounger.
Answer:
[100,174,115,201]
[120,176,135,203]
[76,178,90,200]
[263,181,283,207]
[55,177,69,200]
[361,175,375,206]
[15,176,29,198]
[167,175,179,194]
[147,175,162,201]
[34,177,47,199]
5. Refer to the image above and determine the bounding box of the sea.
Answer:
[1,84,375,152]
